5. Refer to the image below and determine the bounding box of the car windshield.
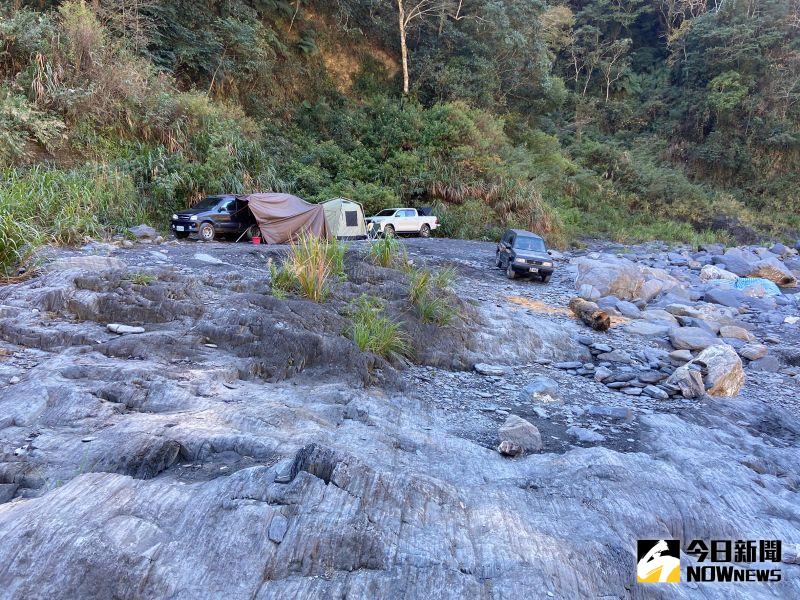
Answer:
[375,209,396,216]
[514,236,546,252]
[192,197,224,210]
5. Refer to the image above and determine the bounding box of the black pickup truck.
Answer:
[170,195,258,241]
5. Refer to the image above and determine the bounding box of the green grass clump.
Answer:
[407,266,458,326]
[268,233,347,302]
[127,272,156,285]
[349,295,412,360]
[367,236,407,269]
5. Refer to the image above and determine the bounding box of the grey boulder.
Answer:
[498,415,542,452]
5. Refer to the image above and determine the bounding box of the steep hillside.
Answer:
[2,1,799,276]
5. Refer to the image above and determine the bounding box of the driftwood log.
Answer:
[569,297,611,332]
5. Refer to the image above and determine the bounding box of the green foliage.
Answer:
[407,267,457,326]
[349,295,412,360]
[367,236,407,269]
[0,0,797,250]
[0,164,142,245]
[267,234,345,302]
[128,272,157,285]
[0,209,39,278]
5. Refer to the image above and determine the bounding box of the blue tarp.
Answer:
[732,277,782,297]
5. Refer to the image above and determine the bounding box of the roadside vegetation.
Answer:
[408,267,457,326]
[1,0,797,279]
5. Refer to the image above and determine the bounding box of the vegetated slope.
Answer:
[1,1,799,272]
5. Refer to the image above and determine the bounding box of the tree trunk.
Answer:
[569,297,611,332]
[398,0,410,94]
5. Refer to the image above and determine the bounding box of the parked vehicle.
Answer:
[365,208,439,238]
[171,195,258,241]
[495,229,555,282]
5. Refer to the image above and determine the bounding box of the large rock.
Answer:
[46,256,127,272]
[748,257,797,288]
[573,256,645,301]
[519,376,559,401]
[700,264,738,282]
[128,224,159,240]
[704,287,747,308]
[665,365,706,398]
[717,248,758,277]
[623,321,670,337]
[694,345,745,397]
[498,415,542,452]
[718,325,753,342]
[668,326,720,351]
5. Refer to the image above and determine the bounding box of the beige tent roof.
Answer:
[323,198,367,239]
[244,193,329,245]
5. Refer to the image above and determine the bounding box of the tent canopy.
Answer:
[323,198,367,239]
[243,193,329,244]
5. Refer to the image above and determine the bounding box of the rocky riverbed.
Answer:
[0,235,799,598]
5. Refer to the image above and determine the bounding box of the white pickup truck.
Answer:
[365,208,439,238]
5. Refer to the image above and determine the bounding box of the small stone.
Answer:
[268,515,289,543]
[586,405,633,421]
[594,366,613,382]
[554,361,583,370]
[668,326,720,351]
[669,349,693,363]
[621,387,642,396]
[107,324,146,335]
[193,253,225,265]
[497,440,523,457]
[498,415,542,452]
[8,376,20,385]
[597,350,633,364]
[474,363,510,376]
[718,325,754,341]
[643,385,669,400]
[567,426,605,443]
[738,344,768,361]
[518,376,559,401]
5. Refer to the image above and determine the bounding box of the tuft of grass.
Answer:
[367,236,407,269]
[407,266,458,326]
[349,295,412,360]
[408,268,432,305]
[326,238,347,280]
[127,272,156,285]
[431,266,456,290]
[268,233,346,302]
[415,294,457,326]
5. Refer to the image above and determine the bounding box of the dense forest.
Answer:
[2,0,799,270]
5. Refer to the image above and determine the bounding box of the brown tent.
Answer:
[244,193,330,244]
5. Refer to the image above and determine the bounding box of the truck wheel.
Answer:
[199,222,216,242]
[419,224,431,238]
[383,224,395,238]
[541,273,552,283]
[506,264,518,280]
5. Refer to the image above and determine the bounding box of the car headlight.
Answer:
[542,262,553,267]
[172,214,178,220]
[514,257,526,264]
[190,215,198,221]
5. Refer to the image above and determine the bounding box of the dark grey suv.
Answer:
[495,229,554,282]
[170,195,258,241]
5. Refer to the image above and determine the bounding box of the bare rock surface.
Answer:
[0,238,799,598]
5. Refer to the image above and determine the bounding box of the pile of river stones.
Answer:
[559,241,800,400]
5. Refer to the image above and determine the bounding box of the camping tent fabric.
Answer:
[322,198,367,239]
[243,193,330,244]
